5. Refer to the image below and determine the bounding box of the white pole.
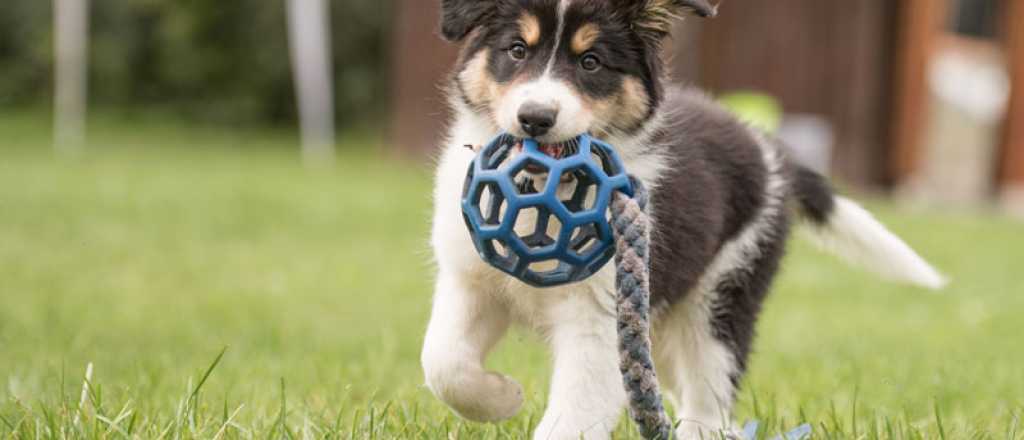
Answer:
[53,0,90,154]
[286,0,336,166]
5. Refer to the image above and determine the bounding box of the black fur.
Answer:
[561,3,643,99]
[611,0,718,21]
[709,214,790,389]
[646,89,770,309]
[674,0,718,18]
[643,89,828,395]
[440,0,498,41]
[484,2,562,83]
[791,165,836,224]
[610,0,717,45]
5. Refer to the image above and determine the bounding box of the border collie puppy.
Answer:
[422,1,946,438]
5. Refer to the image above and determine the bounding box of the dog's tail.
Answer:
[789,165,947,290]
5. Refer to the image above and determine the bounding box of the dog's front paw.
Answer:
[467,371,524,422]
[428,369,524,423]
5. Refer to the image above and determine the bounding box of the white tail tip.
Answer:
[803,197,948,290]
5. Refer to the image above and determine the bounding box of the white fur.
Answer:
[801,197,948,290]
[497,78,590,143]
[531,283,627,440]
[421,271,523,422]
[543,0,570,76]
[654,301,739,439]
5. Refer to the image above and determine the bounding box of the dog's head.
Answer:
[442,0,715,153]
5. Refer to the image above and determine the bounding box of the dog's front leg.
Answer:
[533,293,626,440]
[421,270,523,422]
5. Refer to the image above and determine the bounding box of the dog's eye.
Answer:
[508,43,528,61]
[580,54,601,72]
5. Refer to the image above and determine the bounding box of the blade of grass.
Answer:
[1009,410,1020,440]
[0,412,15,431]
[212,404,245,440]
[934,402,947,440]
[270,378,294,440]
[349,408,361,440]
[187,347,229,411]
[74,362,94,426]
[95,413,130,438]
[851,386,859,438]
[126,411,138,437]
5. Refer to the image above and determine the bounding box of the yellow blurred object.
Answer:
[719,91,783,134]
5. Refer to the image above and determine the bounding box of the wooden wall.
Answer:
[389,0,457,157]
[1000,0,1024,188]
[888,0,947,185]
[679,1,900,187]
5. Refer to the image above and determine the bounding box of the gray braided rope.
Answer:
[611,176,673,440]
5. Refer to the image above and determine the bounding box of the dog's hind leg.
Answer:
[421,270,524,422]
[655,297,743,439]
[656,214,789,439]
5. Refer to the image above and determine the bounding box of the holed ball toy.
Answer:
[461,133,634,288]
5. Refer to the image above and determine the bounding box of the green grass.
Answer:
[1,112,1023,439]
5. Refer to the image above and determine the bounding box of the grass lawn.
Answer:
[1,112,1023,439]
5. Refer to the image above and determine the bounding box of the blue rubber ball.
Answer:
[461,133,634,288]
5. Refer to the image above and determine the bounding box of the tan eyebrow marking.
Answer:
[519,13,541,46]
[571,23,600,54]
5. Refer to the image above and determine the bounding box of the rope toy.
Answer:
[461,133,671,438]
[611,177,673,439]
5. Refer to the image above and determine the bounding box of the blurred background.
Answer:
[2,0,1023,437]
[2,0,1024,205]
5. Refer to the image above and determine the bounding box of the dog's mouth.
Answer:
[509,139,583,194]
[514,139,579,174]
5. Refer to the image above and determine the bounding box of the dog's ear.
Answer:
[440,0,495,42]
[672,0,718,18]
[619,0,718,44]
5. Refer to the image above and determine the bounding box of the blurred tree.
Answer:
[0,2,53,108]
[0,0,392,130]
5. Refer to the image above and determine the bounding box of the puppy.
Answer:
[421,1,946,439]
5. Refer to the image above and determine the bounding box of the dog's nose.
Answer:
[518,102,558,138]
